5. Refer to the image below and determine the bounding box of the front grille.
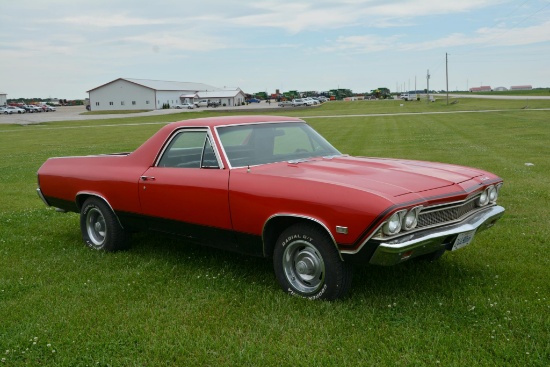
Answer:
[417,197,478,229]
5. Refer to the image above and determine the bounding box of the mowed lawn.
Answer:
[0,101,548,366]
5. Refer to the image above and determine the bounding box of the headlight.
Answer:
[477,188,489,207]
[403,206,422,231]
[488,185,497,203]
[495,183,503,199]
[382,210,405,235]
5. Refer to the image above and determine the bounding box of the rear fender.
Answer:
[76,192,125,229]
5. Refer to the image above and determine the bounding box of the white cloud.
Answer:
[229,3,359,33]
[318,34,403,53]
[53,14,171,27]
[1,0,548,98]
[226,0,507,32]
[121,33,230,52]
[321,20,550,54]
[365,0,505,18]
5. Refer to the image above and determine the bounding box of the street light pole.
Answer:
[446,52,449,105]
[426,69,430,104]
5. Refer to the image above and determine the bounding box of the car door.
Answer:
[138,128,232,245]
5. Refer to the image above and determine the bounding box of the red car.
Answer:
[37,115,505,300]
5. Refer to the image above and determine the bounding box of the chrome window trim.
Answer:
[200,134,222,169]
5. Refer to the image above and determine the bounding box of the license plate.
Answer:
[452,230,476,251]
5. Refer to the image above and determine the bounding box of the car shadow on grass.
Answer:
[128,232,277,288]
[126,231,487,301]
[351,254,489,300]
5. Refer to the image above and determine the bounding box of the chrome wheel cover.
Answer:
[86,207,106,247]
[282,239,325,294]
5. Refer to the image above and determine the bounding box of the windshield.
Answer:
[217,122,341,167]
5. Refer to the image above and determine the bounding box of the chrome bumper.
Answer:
[36,188,50,206]
[369,205,505,266]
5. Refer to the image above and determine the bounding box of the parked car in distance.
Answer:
[19,105,35,113]
[247,98,261,103]
[278,101,293,107]
[173,103,195,109]
[400,93,418,101]
[292,98,307,107]
[6,106,25,114]
[36,104,55,112]
[194,99,209,108]
[303,97,318,105]
[37,115,505,300]
[208,100,221,107]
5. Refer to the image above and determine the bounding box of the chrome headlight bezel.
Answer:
[477,187,490,207]
[402,206,423,231]
[488,184,500,203]
[382,210,406,236]
[477,184,502,207]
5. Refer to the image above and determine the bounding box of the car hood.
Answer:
[250,155,490,199]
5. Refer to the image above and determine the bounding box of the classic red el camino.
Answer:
[37,115,505,300]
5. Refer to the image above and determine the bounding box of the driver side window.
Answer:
[157,130,219,169]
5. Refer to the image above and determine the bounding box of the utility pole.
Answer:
[426,69,430,104]
[446,52,449,105]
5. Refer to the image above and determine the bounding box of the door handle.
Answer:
[140,176,155,181]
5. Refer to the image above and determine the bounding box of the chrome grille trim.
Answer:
[417,196,479,229]
[371,193,484,241]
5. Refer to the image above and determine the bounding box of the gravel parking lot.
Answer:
[0,103,284,125]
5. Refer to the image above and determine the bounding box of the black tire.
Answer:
[80,197,130,251]
[273,223,352,300]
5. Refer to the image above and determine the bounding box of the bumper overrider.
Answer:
[368,205,505,266]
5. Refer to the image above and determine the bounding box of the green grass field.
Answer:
[1,100,549,366]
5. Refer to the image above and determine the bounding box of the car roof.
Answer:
[167,115,305,129]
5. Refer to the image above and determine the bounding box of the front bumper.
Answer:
[368,205,505,266]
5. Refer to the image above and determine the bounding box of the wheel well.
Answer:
[76,193,125,229]
[76,193,95,211]
[262,215,338,259]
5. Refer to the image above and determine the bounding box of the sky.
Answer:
[1,0,549,99]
